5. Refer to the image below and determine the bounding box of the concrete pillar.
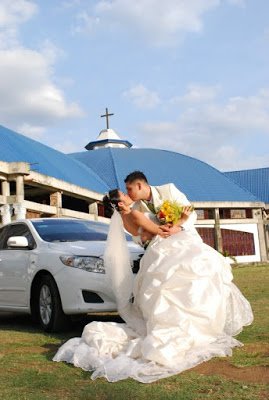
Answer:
[265,223,269,261]
[13,203,26,220]
[255,208,268,262]
[16,175,24,203]
[89,202,98,220]
[0,204,11,225]
[214,208,223,253]
[2,180,10,197]
[50,192,62,216]
[1,181,11,224]
[12,175,26,220]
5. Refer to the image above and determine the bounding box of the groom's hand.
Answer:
[160,224,183,235]
[167,225,182,235]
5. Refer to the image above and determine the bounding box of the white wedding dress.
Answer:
[53,211,253,383]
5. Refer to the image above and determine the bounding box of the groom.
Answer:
[124,170,197,237]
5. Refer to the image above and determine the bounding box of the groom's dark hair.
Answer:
[124,171,148,184]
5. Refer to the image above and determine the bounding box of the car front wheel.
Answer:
[36,275,69,332]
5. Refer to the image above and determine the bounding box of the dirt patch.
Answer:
[242,343,269,355]
[192,360,269,384]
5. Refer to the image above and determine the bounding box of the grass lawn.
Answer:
[0,264,268,400]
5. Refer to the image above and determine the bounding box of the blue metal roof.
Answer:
[71,148,259,202]
[1,124,263,202]
[0,125,108,193]
[225,168,269,203]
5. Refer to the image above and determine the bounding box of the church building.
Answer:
[0,109,268,263]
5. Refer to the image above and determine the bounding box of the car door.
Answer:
[0,223,36,308]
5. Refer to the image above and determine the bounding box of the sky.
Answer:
[0,0,268,171]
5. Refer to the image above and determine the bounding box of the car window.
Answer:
[32,219,109,242]
[32,219,132,242]
[1,224,36,250]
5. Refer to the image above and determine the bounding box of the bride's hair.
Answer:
[103,189,120,218]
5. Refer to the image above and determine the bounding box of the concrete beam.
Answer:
[193,201,265,208]
[195,218,257,225]
[24,200,57,215]
[25,171,103,201]
[0,161,10,174]
[60,208,109,223]
[8,162,30,175]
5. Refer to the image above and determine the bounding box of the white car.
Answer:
[0,218,143,332]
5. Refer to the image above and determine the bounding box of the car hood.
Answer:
[47,240,143,258]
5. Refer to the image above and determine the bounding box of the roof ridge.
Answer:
[69,156,109,189]
[108,148,121,189]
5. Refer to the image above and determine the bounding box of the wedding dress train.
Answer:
[53,212,253,383]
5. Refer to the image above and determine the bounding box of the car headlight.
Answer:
[60,255,105,274]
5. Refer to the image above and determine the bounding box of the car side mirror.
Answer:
[7,236,29,248]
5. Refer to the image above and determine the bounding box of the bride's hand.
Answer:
[181,206,193,221]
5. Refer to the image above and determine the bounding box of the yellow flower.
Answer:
[156,200,194,225]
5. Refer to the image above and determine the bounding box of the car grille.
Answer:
[82,291,104,303]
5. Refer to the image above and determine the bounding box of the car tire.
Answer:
[36,275,70,332]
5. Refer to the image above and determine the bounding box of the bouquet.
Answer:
[156,200,193,225]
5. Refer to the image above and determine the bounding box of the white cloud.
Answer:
[72,11,100,35]
[53,129,86,153]
[139,85,269,170]
[207,146,268,171]
[170,83,220,104]
[123,84,161,109]
[61,0,82,8]
[73,0,221,46]
[226,0,245,7]
[0,48,83,128]
[0,0,84,137]
[40,39,65,65]
[0,0,37,48]
[0,0,36,26]
[18,123,46,139]
[54,139,82,154]
[185,89,269,134]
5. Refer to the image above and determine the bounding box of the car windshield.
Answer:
[32,219,132,242]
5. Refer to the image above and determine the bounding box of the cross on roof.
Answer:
[101,107,114,129]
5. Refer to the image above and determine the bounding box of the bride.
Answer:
[53,185,253,383]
